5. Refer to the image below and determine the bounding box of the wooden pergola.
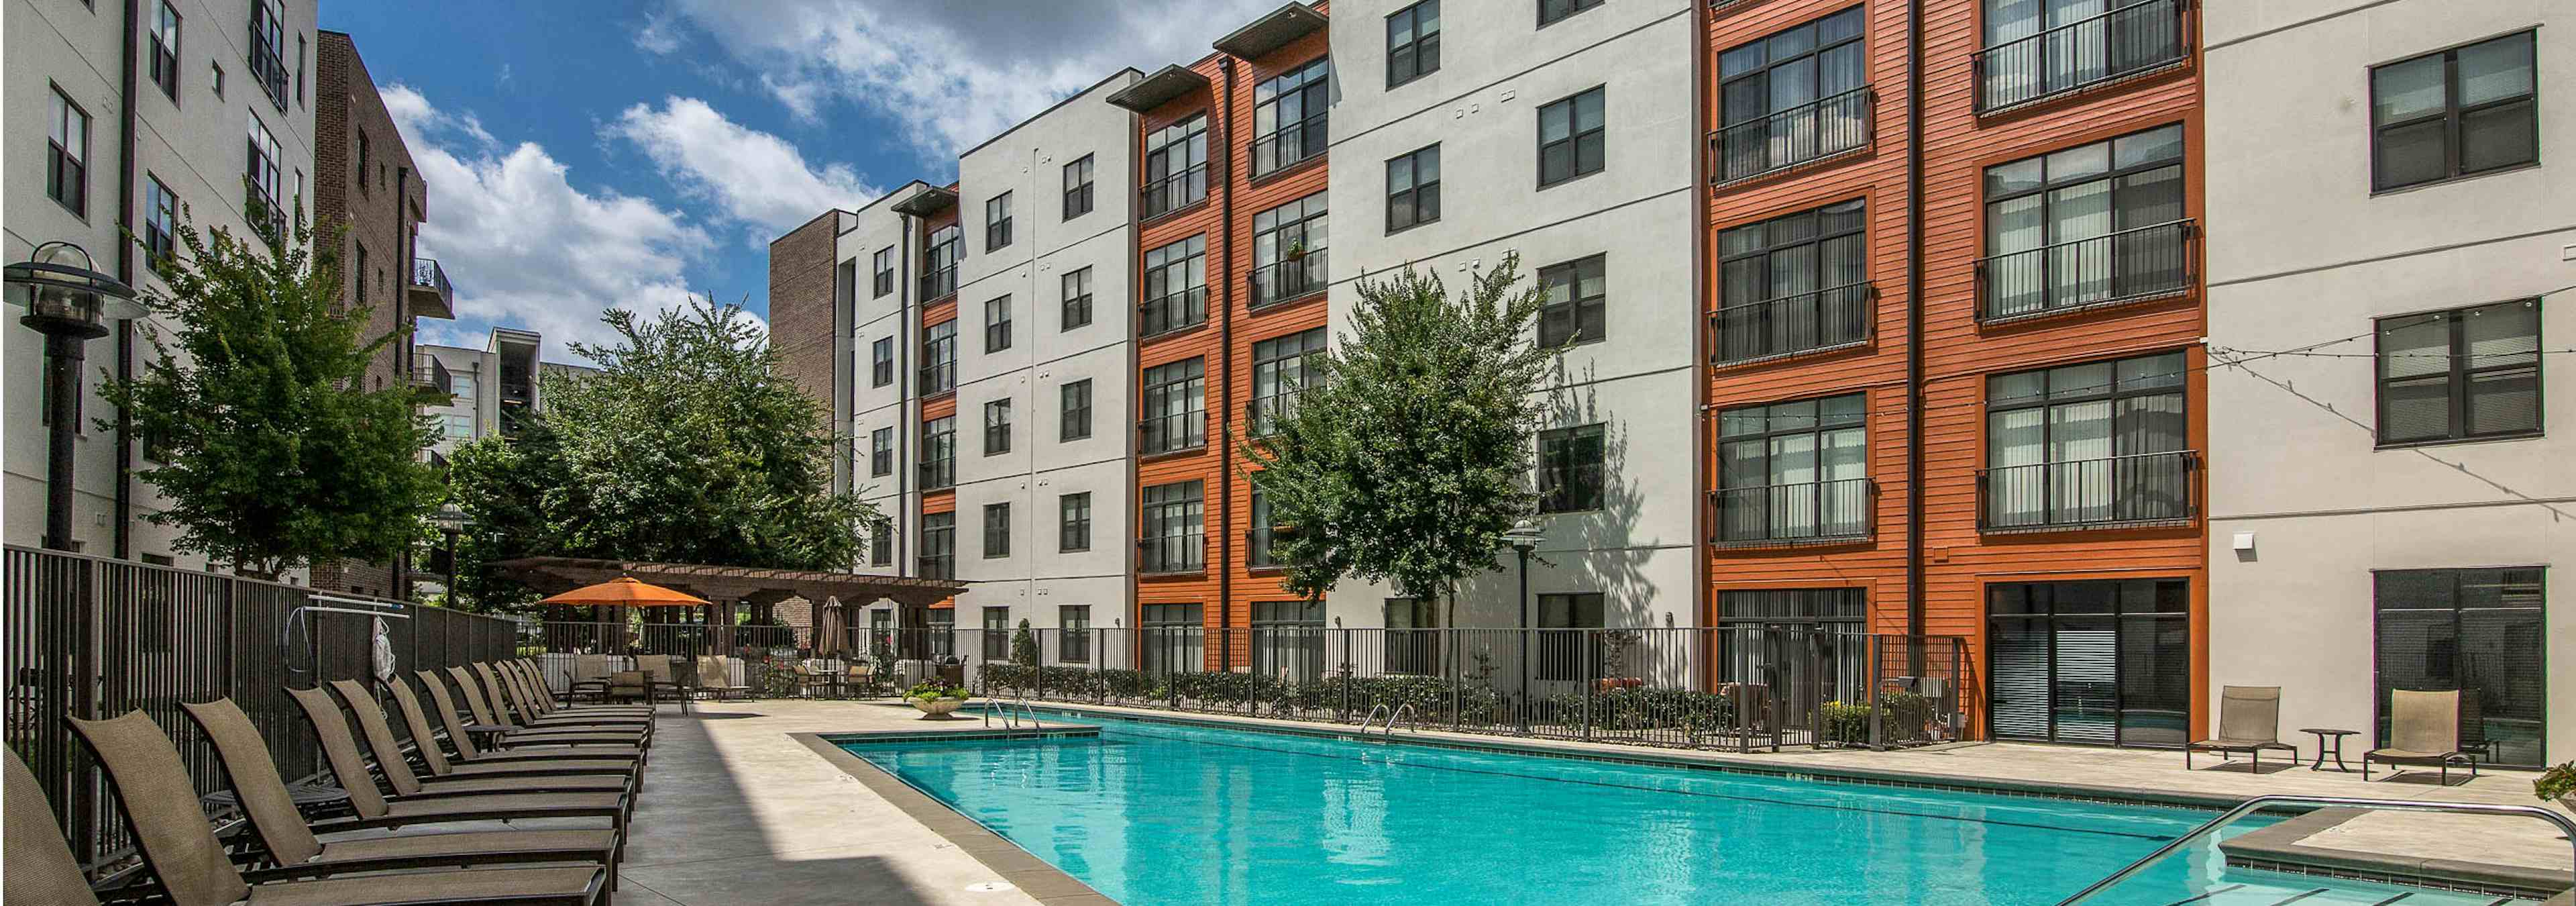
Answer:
[496,556,963,658]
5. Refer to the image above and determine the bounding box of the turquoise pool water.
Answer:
[841,713,2517,905]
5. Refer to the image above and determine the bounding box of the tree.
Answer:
[1011,619,1038,666]
[440,407,567,611]
[1243,255,1562,611]
[105,199,442,580]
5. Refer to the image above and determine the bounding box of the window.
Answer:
[1059,605,1092,662]
[1538,254,1607,347]
[1538,0,1602,28]
[920,223,961,300]
[440,413,473,440]
[357,130,371,189]
[985,192,1013,250]
[211,61,224,99]
[1715,8,1869,184]
[1385,598,1440,674]
[920,319,957,395]
[1251,191,1328,307]
[2371,32,2538,192]
[983,503,1011,558]
[871,336,894,387]
[355,244,369,306]
[1140,481,1205,573]
[1059,493,1091,552]
[982,607,1010,662]
[1980,123,2188,321]
[1252,599,1324,681]
[1141,603,1204,674]
[926,609,954,658]
[1141,358,1206,454]
[1062,154,1095,220]
[1387,1,1440,87]
[871,246,894,297]
[1060,379,1093,442]
[1385,144,1441,232]
[985,295,1012,352]
[1254,58,1330,177]
[982,399,1012,456]
[295,34,305,105]
[1716,394,1868,544]
[47,88,89,217]
[246,113,283,232]
[1983,351,2190,531]
[870,426,894,476]
[1988,579,2189,746]
[149,2,180,99]
[249,0,287,108]
[869,518,894,566]
[1142,235,1208,336]
[1250,328,1326,436]
[1248,488,1278,568]
[2373,567,2546,766]
[1052,267,1093,332]
[1536,592,1605,681]
[1538,87,1606,187]
[920,415,956,490]
[2375,299,2541,445]
[1142,113,1210,218]
[143,176,177,270]
[920,513,955,580]
[1538,423,1607,513]
[1716,200,1869,364]
[1979,0,2188,111]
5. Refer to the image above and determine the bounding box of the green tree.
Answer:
[439,407,568,611]
[1243,255,1562,608]
[105,201,442,580]
[1011,618,1038,666]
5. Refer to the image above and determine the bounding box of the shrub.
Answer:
[2536,762,2575,803]
[1819,700,1874,744]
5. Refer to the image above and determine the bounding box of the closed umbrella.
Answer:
[812,597,845,658]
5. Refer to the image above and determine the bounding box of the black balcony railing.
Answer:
[1137,536,1205,574]
[409,257,454,313]
[1140,287,1208,338]
[919,360,956,396]
[1974,0,2190,113]
[918,266,957,302]
[1139,411,1205,455]
[1976,219,2194,323]
[498,381,532,403]
[1978,450,2197,532]
[1142,162,1209,219]
[1249,252,1328,309]
[1252,115,1328,178]
[1247,392,1309,438]
[918,458,955,491]
[1709,88,1874,187]
[1711,477,1874,546]
[248,43,289,109]
[1711,281,1873,366]
[411,352,453,397]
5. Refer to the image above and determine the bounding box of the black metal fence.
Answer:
[521,620,808,697]
[1973,0,2190,113]
[3,545,521,869]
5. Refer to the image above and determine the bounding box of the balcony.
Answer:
[918,266,957,303]
[407,258,455,319]
[1251,114,1327,179]
[1974,0,2191,114]
[248,43,288,110]
[918,360,956,397]
[1711,477,1874,547]
[1136,536,1205,575]
[409,352,453,399]
[1708,88,1874,188]
[1978,450,2198,534]
[1141,162,1209,220]
[918,459,955,492]
[1248,252,1327,309]
[1976,219,2194,324]
[1138,411,1205,456]
[1710,281,1872,366]
[1246,392,1308,438]
[1140,287,1208,338]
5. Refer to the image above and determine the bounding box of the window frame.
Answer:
[871,336,894,387]
[2369,31,2540,193]
[1537,254,1608,348]
[1063,154,1095,220]
[983,502,1010,558]
[1059,605,1093,662]
[1140,357,1208,454]
[921,223,961,301]
[1385,144,1441,234]
[920,319,957,395]
[981,606,1010,661]
[1250,328,1327,436]
[1537,86,1607,188]
[1251,190,1329,308]
[1060,379,1093,442]
[920,415,956,490]
[920,512,956,580]
[870,426,894,477]
[148,1,182,100]
[984,295,1013,353]
[1142,113,1210,219]
[48,86,91,218]
[1386,0,1441,89]
[871,246,894,298]
[1059,492,1093,552]
[143,174,178,271]
[1714,7,1870,183]
[1977,123,2189,321]
[1252,57,1331,179]
[1715,393,1871,544]
[870,517,894,566]
[1982,350,2192,531]
[1061,266,1093,330]
[985,191,1013,251]
[983,398,1012,456]
[1141,234,1209,337]
[1538,0,1603,28]
[1715,199,1871,364]
[1538,423,1608,513]
[1140,480,1206,574]
[2373,297,2543,447]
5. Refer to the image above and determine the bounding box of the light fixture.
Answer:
[7,242,144,550]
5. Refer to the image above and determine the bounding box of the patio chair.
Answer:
[385,676,642,785]
[324,681,635,799]
[792,660,838,698]
[415,670,643,766]
[449,666,646,748]
[2184,686,2298,771]
[503,660,655,722]
[845,660,880,698]
[178,697,621,885]
[696,655,753,700]
[569,654,614,703]
[635,654,685,704]
[284,687,631,829]
[482,663,654,734]
[2365,689,2478,785]
[3,750,102,905]
[291,686,634,814]
[67,710,612,906]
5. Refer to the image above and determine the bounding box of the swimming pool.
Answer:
[839,712,2517,905]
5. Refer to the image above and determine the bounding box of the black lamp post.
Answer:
[5,242,143,551]
[1503,517,1544,733]
[429,503,472,608]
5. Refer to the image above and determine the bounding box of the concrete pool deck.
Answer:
[619,697,2573,903]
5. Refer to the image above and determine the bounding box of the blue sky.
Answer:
[318,0,1272,362]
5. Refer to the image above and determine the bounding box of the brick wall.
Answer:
[769,212,841,434]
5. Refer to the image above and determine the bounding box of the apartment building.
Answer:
[416,328,593,460]
[2204,0,2570,766]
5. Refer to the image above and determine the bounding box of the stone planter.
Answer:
[911,697,967,719]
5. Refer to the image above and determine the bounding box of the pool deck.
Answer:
[615,697,2574,903]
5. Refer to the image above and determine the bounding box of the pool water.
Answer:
[841,713,2523,905]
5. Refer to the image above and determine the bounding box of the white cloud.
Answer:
[605,97,879,240]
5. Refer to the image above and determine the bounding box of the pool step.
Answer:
[2159,883,2536,905]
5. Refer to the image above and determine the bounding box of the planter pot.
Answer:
[2560,793,2574,815]
[911,697,968,719]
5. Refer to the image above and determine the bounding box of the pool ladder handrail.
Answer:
[2057,793,2576,905]
[1358,703,1420,739]
[981,692,1042,730]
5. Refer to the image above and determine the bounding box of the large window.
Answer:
[920,513,955,580]
[983,503,1010,558]
[1536,593,1606,681]
[2377,299,2540,446]
[1060,379,1093,442]
[1250,328,1326,436]
[1715,7,1869,185]
[870,426,894,477]
[1142,603,1204,675]
[871,336,894,387]
[920,319,957,395]
[1715,200,1869,364]
[1538,0,1602,28]
[1979,123,2188,321]
[2371,32,2538,192]
[1142,113,1209,218]
[872,246,894,297]
[1142,235,1208,337]
[1983,351,2190,531]
[982,607,1010,662]
[1248,487,1279,568]
[985,191,1012,251]
[46,87,89,217]
[926,609,953,658]
[1978,0,2188,112]
[144,176,178,270]
[1140,481,1205,574]
[1063,154,1095,220]
[1387,1,1440,87]
[1385,144,1441,233]
[984,295,1012,353]
[1538,87,1606,187]
[1141,358,1206,454]
[1717,394,1868,544]
[1715,589,1869,706]
[1061,266,1093,330]
[869,518,893,567]
[1252,600,1324,681]
[1060,605,1092,663]
[1252,191,1328,308]
[920,415,955,490]
[920,223,961,300]
[1538,423,1607,513]
[246,113,282,231]
[2374,567,2546,766]
[1988,578,2190,747]
[149,2,181,99]
[983,399,1011,456]
[1538,254,1607,348]
[1059,492,1091,552]
[1385,598,1440,675]
[1253,58,1330,177]
[249,0,288,108]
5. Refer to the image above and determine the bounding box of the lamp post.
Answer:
[428,503,472,609]
[1503,517,1544,734]
[5,242,144,551]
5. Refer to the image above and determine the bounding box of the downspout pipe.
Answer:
[1216,58,1238,671]
[394,166,411,599]
[113,0,143,560]
[1688,0,1713,691]
[1904,0,1929,666]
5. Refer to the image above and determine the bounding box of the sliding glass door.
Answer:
[1987,578,2190,747]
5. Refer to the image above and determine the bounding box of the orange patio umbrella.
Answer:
[538,575,709,607]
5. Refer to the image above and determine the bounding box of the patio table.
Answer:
[2301,727,2358,772]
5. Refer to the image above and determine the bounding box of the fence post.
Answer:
[1580,631,1594,742]
[1336,629,1350,723]
[1449,630,1462,730]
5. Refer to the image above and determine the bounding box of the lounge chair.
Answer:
[289,686,633,819]
[509,660,655,718]
[567,654,612,703]
[67,710,611,906]
[2365,689,2478,785]
[480,663,653,733]
[697,655,753,700]
[2185,686,2298,771]
[635,654,686,705]
[323,681,635,799]
[445,666,644,748]
[415,669,643,765]
[385,676,641,784]
[3,750,102,905]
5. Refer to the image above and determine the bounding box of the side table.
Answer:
[2300,727,2358,772]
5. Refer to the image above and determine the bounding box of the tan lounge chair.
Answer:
[2365,689,2478,785]
[446,666,643,748]
[324,680,634,799]
[506,660,655,720]
[415,669,643,764]
[283,687,632,835]
[384,676,641,785]
[3,750,102,905]
[478,663,652,734]
[2184,686,2298,771]
[697,655,753,700]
